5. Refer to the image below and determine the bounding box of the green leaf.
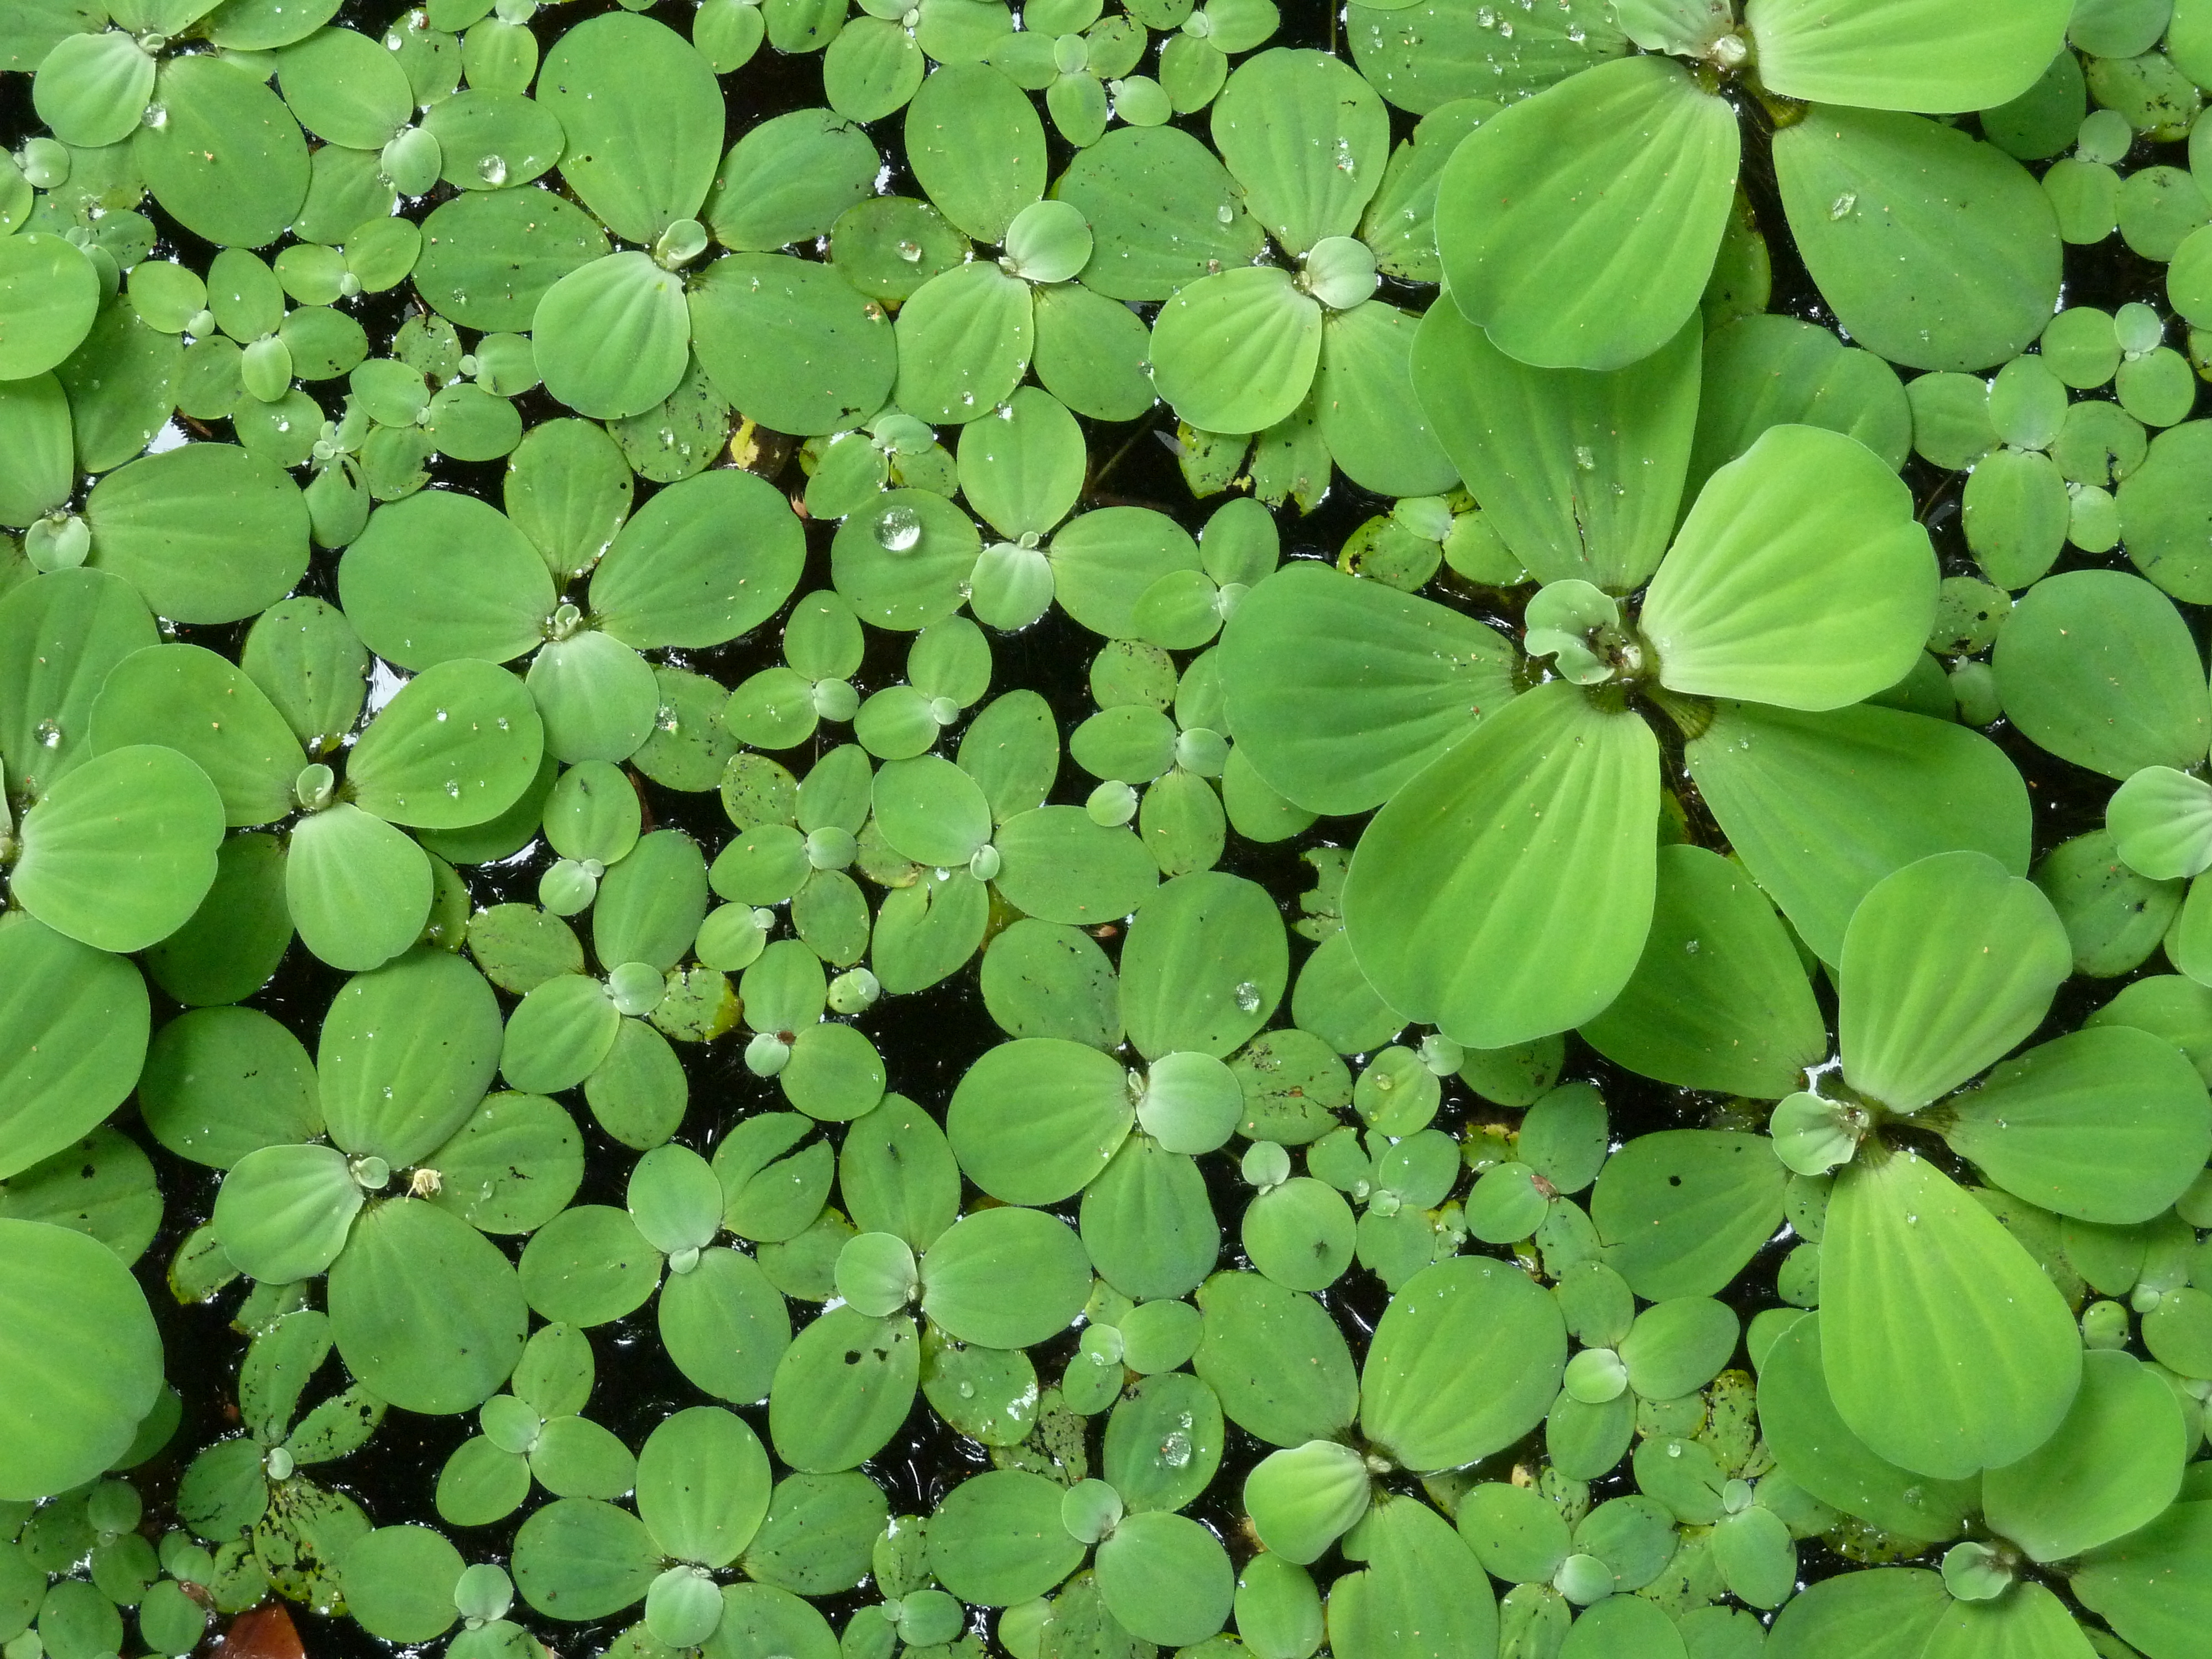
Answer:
[1120,871,1287,1060]
[946,1039,1132,1206]
[349,658,544,830]
[0,234,99,383]
[637,1407,770,1567]
[1219,563,1517,816]
[32,29,155,150]
[1436,55,1738,371]
[1765,1567,1949,1659]
[1589,1130,1786,1299]
[1359,1255,1566,1471]
[0,567,156,802]
[1094,1510,1233,1647]
[89,644,304,828]
[2107,765,2212,880]
[1314,300,1460,499]
[1823,1146,2081,1478]
[339,491,555,670]
[1643,425,1936,709]
[1940,1026,2212,1223]
[327,1198,526,1415]
[319,948,502,1166]
[0,1217,163,1501]
[512,1498,661,1622]
[135,54,310,248]
[1686,701,2032,964]
[2073,1499,2212,1659]
[12,744,223,953]
[1327,1494,1499,1659]
[903,63,1044,243]
[706,108,879,252]
[1411,278,1698,590]
[919,1206,1092,1349]
[1839,850,2071,1112]
[1774,108,2060,373]
[1744,0,2069,113]
[0,916,149,1182]
[1918,1580,2098,1659]
[1984,1348,2187,1562]
[1194,1270,1358,1447]
[1210,48,1388,255]
[957,385,1084,540]
[1051,125,1263,302]
[926,1470,1085,1606]
[1580,843,1827,1098]
[537,13,722,244]
[1342,679,1659,1048]
[1992,568,2211,780]
[766,1308,917,1473]
[531,253,690,422]
[689,253,898,437]
[0,373,74,528]
[1688,314,1913,499]
[85,443,310,625]
[1756,1312,1977,1542]
[591,468,803,650]
[211,1142,363,1286]
[413,189,608,335]
[285,804,434,973]
[339,1527,462,1645]
[1149,265,1321,436]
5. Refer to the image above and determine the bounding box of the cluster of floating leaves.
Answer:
[13,1,2212,1658]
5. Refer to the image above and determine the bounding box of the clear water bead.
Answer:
[478,154,508,186]
[874,504,922,551]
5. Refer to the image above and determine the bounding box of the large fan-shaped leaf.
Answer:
[1218,564,1518,816]
[12,744,223,953]
[1580,843,1827,1098]
[328,1198,527,1415]
[89,643,304,827]
[1314,302,1460,500]
[688,253,898,437]
[135,54,310,248]
[349,658,545,831]
[85,443,310,625]
[1992,569,2210,780]
[1941,1026,2212,1223]
[903,64,1044,244]
[1642,425,1936,709]
[1756,1313,1976,1542]
[1148,266,1322,437]
[0,1217,163,1502]
[319,949,502,1167]
[1775,109,2059,373]
[0,917,149,1183]
[338,492,555,670]
[1823,1146,2081,1479]
[1839,851,2070,1112]
[1745,0,2069,113]
[1687,701,2032,964]
[537,13,722,244]
[1984,1348,2186,1563]
[1435,55,1738,371]
[1342,679,1658,1048]
[1211,49,1389,256]
[2073,1500,2212,1659]
[1766,1569,1949,1659]
[1410,299,1696,591]
[1359,1256,1566,1472]
[531,252,690,422]
[285,804,433,973]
